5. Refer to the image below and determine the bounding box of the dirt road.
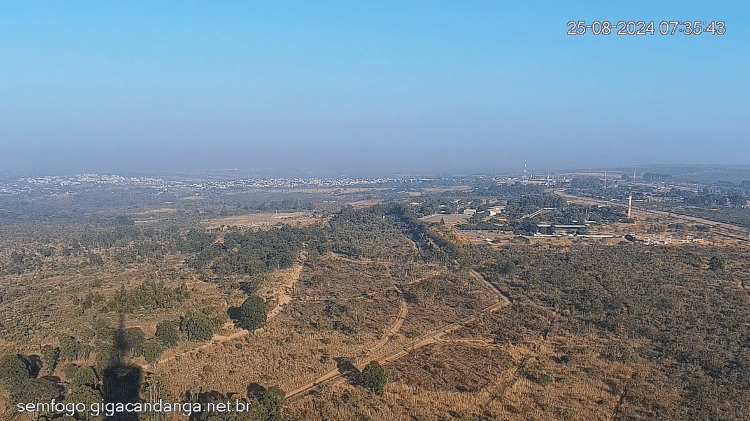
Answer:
[150,252,306,369]
[285,270,510,401]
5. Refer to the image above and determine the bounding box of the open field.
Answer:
[421,213,469,226]
[202,211,319,229]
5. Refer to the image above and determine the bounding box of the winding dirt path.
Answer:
[285,270,511,401]
[369,299,408,355]
[285,296,408,400]
[150,252,306,369]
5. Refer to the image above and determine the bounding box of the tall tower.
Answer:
[627,195,633,217]
[523,161,527,180]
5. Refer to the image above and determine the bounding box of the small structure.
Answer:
[488,206,505,216]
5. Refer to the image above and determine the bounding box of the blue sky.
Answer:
[1,1,747,175]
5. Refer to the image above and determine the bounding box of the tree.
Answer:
[59,336,80,362]
[41,345,59,375]
[72,366,98,388]
[142,340,165,365]
[238,295,268,331]
[122,327,146,357]
[66,383,103,421]
[181,312,215,342]
[360,361,387,395]
[155,320,179,347]
[13,378,60,404]
[0,354,30,388]
[259,387,285,420]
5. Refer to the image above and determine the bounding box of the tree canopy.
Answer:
[237,295,268,331]
[360,361,387,395]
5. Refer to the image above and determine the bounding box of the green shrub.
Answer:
[181,312,215,342]
[142,340,165,365]
[122,327,146,357]
[155,320,179,347]
[360,361,387,395]
[41,345,59,375]
[0,354,30,387]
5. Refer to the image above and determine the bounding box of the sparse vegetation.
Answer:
[2,173,750,420]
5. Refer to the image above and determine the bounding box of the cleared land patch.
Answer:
[203,211,318,229]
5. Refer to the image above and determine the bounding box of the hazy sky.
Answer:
[1,1,748,176]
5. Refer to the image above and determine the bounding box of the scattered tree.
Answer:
[360,361,387,395]
[142,340,165,365]
[41,345,59,375]
[155,320,179,347]
[237,295,268,331]
[181,312,215,342]
[0,354,30,388]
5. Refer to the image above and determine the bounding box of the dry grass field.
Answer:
[421,213,470,226]
[202,211,318,229]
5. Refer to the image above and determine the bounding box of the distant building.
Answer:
[488,206,505,216]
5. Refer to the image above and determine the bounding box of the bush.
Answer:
[709,256,725,272]
[0,354,30,387]
[155,320,180,347]
[142,340,165,364]
[360,361,387,395]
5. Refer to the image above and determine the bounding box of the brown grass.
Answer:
[202,212,318,230]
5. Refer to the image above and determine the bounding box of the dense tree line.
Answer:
[1,250,43,275]
[189,225,317,277]
[180,311,222,342]
[0,317,175,415]
[328,205,408,258]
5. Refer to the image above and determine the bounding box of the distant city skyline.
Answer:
[1,1,748,175]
